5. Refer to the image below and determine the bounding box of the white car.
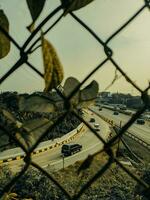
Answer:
[94,123,99,128]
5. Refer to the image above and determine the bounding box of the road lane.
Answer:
[91,106,150,144]
[3,111,111,173]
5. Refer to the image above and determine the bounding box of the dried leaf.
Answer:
[0,9,10,59]
[19,94,56,112]
[63,77,80,107]
[63,77,80,97]
[61,0,94,16]
[41,33,64,92]
[0,108,37,151]
[26,0,46,31]
[78,155,93,175]
[80,80,99,102]
[15,130,35,150]
[63,77,99,108]
[16,118,53,150]
[2,109,16,123]
[2,192,18,200]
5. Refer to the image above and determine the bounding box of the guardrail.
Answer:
[102,105,134,116]
[100,116,150,150]
[125,130,150,150]
[0,123,87,164]
[102,105,150,122]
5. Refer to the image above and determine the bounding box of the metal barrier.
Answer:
[0,0,150,199]
[0,123,85,164]
[97,112,150,150]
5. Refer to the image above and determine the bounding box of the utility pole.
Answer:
[116,121,122,157]
[62,154,65,170]
[119,121,122,128]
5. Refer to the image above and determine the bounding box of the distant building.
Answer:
[126,96,143,109]
[100,92,111,98]
[96,91,146,109]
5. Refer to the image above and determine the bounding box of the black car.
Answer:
[94,128,100,132]
[61,143,82,156]
[136,119,145,125]
[113,111,119,115]
[99,107,102,111]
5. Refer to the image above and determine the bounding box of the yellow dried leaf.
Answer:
[41,33,64,92]
[3,192,18,200]
[0,9,10,59]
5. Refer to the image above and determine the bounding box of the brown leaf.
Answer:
[26,0,46,31]
[19,94,56,112]
[61,0,94,16]
[78,155,94,175]
[41,33,64,92]
[16,118,53,151]
[63,77,80,107]
[0,9,10,59]
[63,77,80,97]
[2,193,18,200]
[15,131,35,150]
[80,80,99,102]
[63,77,99,108]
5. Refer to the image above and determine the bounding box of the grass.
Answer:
[0,135,149,199]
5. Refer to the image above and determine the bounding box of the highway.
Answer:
[91,106,150,144]
[1,110,111,173]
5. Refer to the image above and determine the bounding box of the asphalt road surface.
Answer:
[2,110,111,173]
[91,106,150,144]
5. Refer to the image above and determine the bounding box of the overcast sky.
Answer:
[0,0,150,95]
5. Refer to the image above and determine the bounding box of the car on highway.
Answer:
[93,123,100,131]
[89,117,95,122]
[61,143,82,156]
[99,107,102,111]
[136,119,145,125]
[142,114,150,120]
[94,127,100,132]
[94,123,99,128]
[113,111,119,115]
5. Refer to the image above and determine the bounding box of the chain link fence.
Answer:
[0,0,150,199]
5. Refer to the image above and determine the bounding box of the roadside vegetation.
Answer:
[0,151,149,200]
[0,111,81,152]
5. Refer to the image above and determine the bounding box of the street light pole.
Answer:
[62,154,65,170]
[117,121,122,157]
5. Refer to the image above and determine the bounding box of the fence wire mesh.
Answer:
[0,0,150,199]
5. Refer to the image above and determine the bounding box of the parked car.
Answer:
[113,111,119,115]
[61,143,82,156]
[89,117,95,122]
[136,119,145,125]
